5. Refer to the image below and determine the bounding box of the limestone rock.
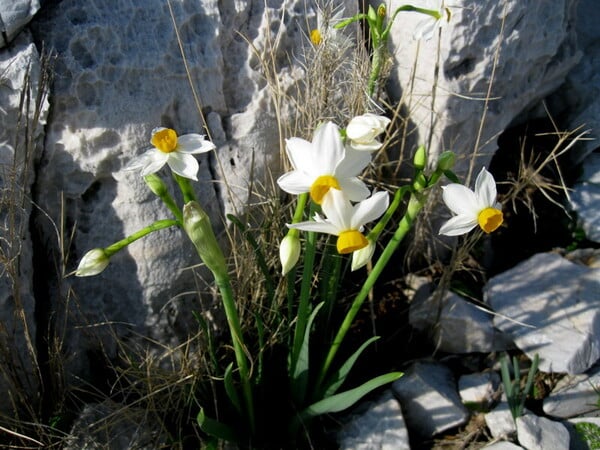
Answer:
[485,402,517,441]
[338,390,410,450]
[516,414,570,450]
[459,371,501,411]
[0,0,40,47]
[543,364,600,418]
[410,288,512,353]
[569,153,600,242]
[483,442,523,450]
[0,31,48,414]
[392,361,470,437]
[385,0,580,174]
[486,252,600,374]
[28,0,357,380]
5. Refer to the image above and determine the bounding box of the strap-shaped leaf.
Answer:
[298,371,403,422]
[197,407,237,442]
[224,363,241,415]
[291,302,325,404]
[320,336,380,399]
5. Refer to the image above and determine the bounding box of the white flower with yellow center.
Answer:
[346,113,391,151]
[277,122,371,204]
[439,167,503,236]
[125,127,215,181]
[288,188,389,254]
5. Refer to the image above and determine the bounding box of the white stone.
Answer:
[386,0,580,175]
[543,364,600,418]
[459,371,501,410]
[0,0,40,47]
[486,252,600,374]
[485,402,517,440]
[483,441,523,450]
[569,153,600,242]
[0,30,48,414]
[516,414,570,450]
[338,390,410,450]
[410,288,512,353]
[392,361,469,437]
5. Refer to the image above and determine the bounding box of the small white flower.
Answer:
[439,167,503,236]
[279,233,301,275]
[277,122,371,204]
[124,127,215,181]
[288,189,389,254]
[346,113,391,151]
[75,248,110,277]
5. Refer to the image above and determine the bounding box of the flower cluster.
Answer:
[278,114,390,273]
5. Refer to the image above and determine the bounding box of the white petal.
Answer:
[351,191,389,229]
[351,240,375,271]
[348,140,383,152]
[167,152,199,180]
[313,122,345,173]
[441,184,479,216]
[338,177,371,202]
[287,220,339,236]
[474,167,497,208]
[285,137,314,172]
[140,151,169,176]
[177,134,216,154]
[277,171,311,195]
[335,146,371,177]
[123,148,155,171]
[320,188,353,230]
[439,215,478,236]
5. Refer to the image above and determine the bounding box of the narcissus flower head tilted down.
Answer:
[288,188,389,254]
[346,113,391,151]
[439,167,503,236]
[277,122,371,204]
[124,127,215,181]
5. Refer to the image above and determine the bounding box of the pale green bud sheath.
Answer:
[182,201,254,431]
[279,232,301,276]
[144,174,183,224]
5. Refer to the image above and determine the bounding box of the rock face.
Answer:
[0,0,40,47]
[486,252,600,374]
[385,0,581,173]
[570,153,600,242]
[0,31,48,414]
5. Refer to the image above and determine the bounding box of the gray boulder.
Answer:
[0,0,40,47]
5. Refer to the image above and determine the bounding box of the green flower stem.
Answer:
[104,219,179,257]
[367,44,384,98]
[173,173,197,203]
[144,174,183,224]
[317,190,427,387]
[290,201,317,378]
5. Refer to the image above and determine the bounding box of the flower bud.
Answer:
[351,238,375,271]
[279,233,301,276]
[346,113,391,151]
[144,173,169,197]
[183,201,228,277]
[436,151,455,171]
[413,145,427,170]
[75,248,110,277]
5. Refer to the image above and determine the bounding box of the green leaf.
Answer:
[197,407,237,442]
[291,302,325,404]
[443,170,460,183]
[574,422,600,449]
[223,363,242,415]
[333,13,367,29]
[321,336,380,398]
[299,371,403,422]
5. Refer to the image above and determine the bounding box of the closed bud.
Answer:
[377,4,386,17]
[437,151,455,171]
[75,248,110,277]
[279,233,301,275]
[144,173,169,197]
[183,201,228,277]
[413,145,427,170]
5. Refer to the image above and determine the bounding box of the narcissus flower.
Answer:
[277,122,371,204]
[288,189,389,254]
[125,127,215,181]
[75,248,110,277]
[439,167,503,236]
[346,113,391,151]
[351,237,376,271]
